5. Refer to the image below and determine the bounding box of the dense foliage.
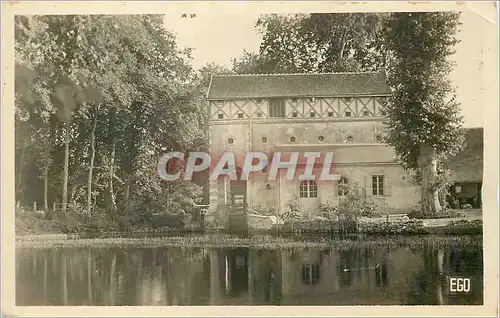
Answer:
[382,13,465,214]
[15,15,209,231]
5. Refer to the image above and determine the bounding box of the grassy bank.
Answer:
[16,233,482,250]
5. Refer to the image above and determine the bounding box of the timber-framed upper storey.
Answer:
[206,70,391,122]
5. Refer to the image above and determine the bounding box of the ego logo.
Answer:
[449,277,471,293]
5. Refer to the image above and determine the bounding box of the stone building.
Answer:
[445,127,483,209]
[205,70,483,218]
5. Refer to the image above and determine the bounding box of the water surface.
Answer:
[16,239,483,305]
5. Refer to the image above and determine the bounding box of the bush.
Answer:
[279,197,306,223]
[407,208,462,219]
[447,219,482,228]
[360,219,427,235]
[15,212,60,235]
[321,184,381,221]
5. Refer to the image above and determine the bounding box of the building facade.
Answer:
[205,70,478,218]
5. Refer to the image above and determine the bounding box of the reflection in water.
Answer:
[16,242,483,306]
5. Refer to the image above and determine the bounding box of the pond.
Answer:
[16,238,483,306]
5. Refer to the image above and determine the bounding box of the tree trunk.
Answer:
[108,142,117,214]
[62,121,70,214]
[418,145,442,215]
[107,109,117,215]
[87,105,99,215]
[43,166,49,211]
[16,135,28,202]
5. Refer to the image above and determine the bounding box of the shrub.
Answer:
[279,197,306,223]
[407,207,462,219]
[319,203,339,220]
[360,219,427,235]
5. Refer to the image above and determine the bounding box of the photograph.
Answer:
[2,1,498,315]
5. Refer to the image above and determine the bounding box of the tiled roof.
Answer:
[206,70,391,100]
[446,128,483,182]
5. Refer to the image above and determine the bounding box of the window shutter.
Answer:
[365,176,372,197]
[383,176,392,196]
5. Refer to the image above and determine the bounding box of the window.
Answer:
[292,111,298,118]
[310,111,316,118]
[237,112,243,119]
[328,111,334,117]
[345,136,353,143]
[345,111,352,117]
[218,113,224,119]
[290,136,296,143]
[318,136,325,142]
[338,177,349,196]
[376,134,382,141]
[269,99,285,118]
[301,264,320,286]
[363,110,370,116]
[256,111,263,117]
[299,180,318,198]
[227,137,234,144]
[261,137,267,143]
[372,175,384,196]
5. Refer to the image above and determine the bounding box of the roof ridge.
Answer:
[214,70,384,77]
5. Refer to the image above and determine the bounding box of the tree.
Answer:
[382,12,465,215]
[15,14,207,228]
[232,13,387,74]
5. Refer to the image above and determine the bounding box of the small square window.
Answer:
[345,111,352,117]
[237,113,243,119]
[261,137,267,143]
[290,136,296,143]
[218,113,224,119]
[292,112,298,118]
[228,137,234,144]
[328,111,334,117]
[318,136,325,142]
[256,111,262,117]
[310,112,316,118]
[363,110,370,116]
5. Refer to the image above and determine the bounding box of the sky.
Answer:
[164,10,497,128]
